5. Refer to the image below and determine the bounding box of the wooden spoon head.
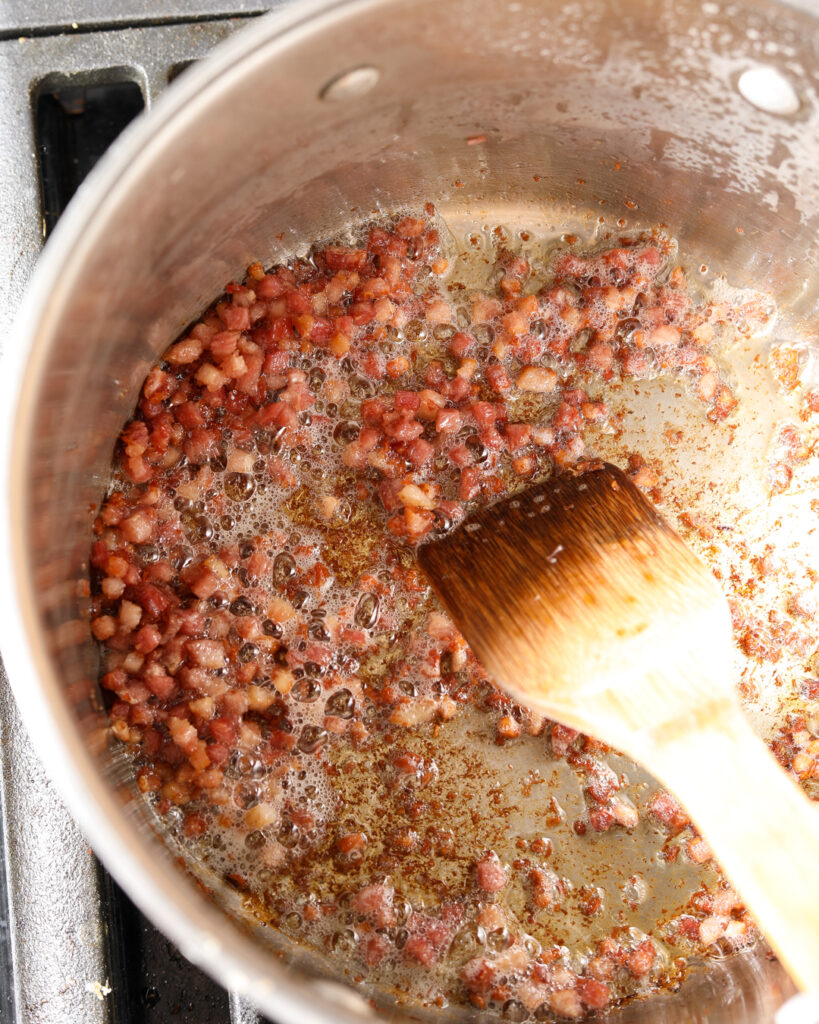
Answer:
[418,463,734,753]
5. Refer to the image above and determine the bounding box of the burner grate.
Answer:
[0,7,280,1022]
[36,78,146,236]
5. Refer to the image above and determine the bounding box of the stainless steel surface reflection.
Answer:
[2,0,818,1020]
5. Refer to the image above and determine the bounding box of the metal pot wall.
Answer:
[2,0,818,1020]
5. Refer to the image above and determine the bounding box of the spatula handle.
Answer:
[652,704,819,995]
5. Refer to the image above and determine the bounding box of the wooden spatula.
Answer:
[418,461,819,995]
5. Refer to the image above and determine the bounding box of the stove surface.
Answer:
[0,5,281,1022]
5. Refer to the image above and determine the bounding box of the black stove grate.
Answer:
[36,79,146,236]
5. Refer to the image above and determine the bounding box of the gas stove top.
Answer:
[0,6,278,1021]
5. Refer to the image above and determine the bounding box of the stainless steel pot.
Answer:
[2,0,818,1020]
